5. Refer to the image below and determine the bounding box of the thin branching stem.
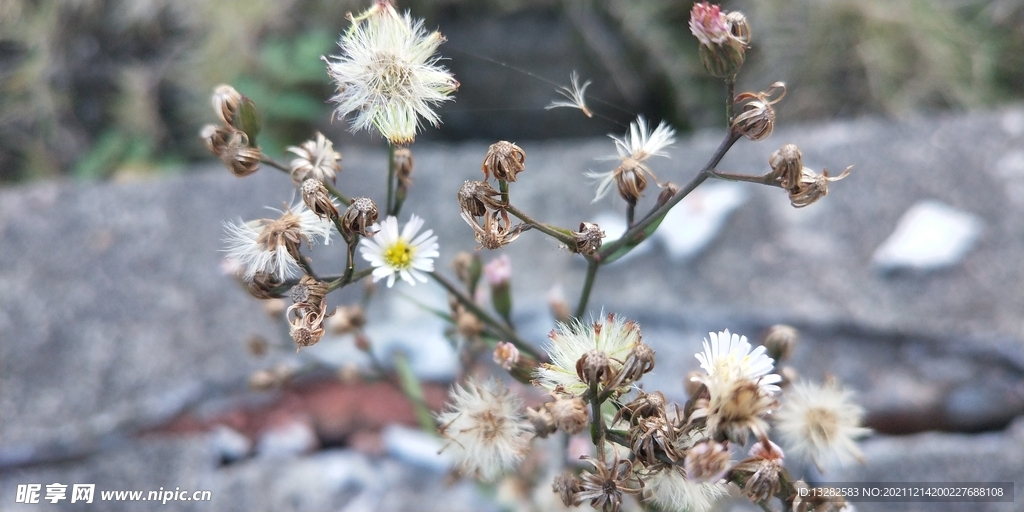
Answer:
[429,272,544,362]
[597,132,740,261]
[386,144,397,215]
[393,352,436,433]
[574,258,599,319]
[726,75,736,126]
[504,204,576,247]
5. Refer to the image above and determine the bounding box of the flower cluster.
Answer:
[204,2,865,511]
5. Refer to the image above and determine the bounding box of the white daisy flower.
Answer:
[696,329,781,395]
[359,213,439,287]
[691,330,782,442]
[222,203,333,282]
[437,377,532,481]
[644,465,729,512]
[324,1,458,145]
[586,116,676,203]
[774,379,871,470]
[534,312,641,396]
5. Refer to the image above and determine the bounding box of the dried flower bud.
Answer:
[656,182,680,208]
[768,144,804,191]
[552,473,583,507]
[341,197,379,237]
[547,396,588,435]
[614,158,650,204]
[291,275,328,306]
[547,285,571,324]
[791,480,850,512]
[212,84,243,126]
[451,251,482,290]
[615,390,666,424]
[393,147,414,187]
[482,141,526,182]
[574,222,606,255]
[690,3,749,77]
[527,405,558,439]
[616,342,656,386]
[287,298,328,351]
[576,349,613,388]
[244,271,284,299]
[201,125,261,177]
[788,165,852,208]
[353,332,372,352]
[287,132,341,183]
[762,324,798,362]
[461,209,523,250]
[454,305,484,339]
[327,304,366,335]
[780,366,800,388]
[457,180,503,217]
[493,341,520,370]
[247,335,268,357]
[732,82,786,141]
[726,11,751,46]
[684,440,731,482]
[301,179,340,220]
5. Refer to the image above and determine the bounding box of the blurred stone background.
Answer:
[2,0,1024,511]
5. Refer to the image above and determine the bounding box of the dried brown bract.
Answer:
[482,141,526,182]
[393,147,414,187]
[460,208,523,250]
[732,82,786,141]
[458,180,503,217]
[212,84,243,126]
[574,222,606,255]
[577,455,642,512]
[788,166,852,208]
[287,297,329,350]
[301,178,340,220]
[768,144,804,191]
[202,124,261,177]
[341,197,379,237]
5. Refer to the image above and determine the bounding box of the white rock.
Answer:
[872,200,983,271]
[255,419,318,458]
[382,424,451,472]
[209,425,251,462]
[656,182,747,260]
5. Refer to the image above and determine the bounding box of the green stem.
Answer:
[504,204,577,247]
[393,352,436,433]
[588,381,607,460]
[327,267,374,292]
[726,75,736,126]
[499,179,510,206]
[429,272,544,362]
[574,258,599,319]
[626,200,636,228]
[386,144,397,215]
[597,132,740,261]
[708,169,778,186]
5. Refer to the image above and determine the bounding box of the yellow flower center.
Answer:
[384,239,415,270]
